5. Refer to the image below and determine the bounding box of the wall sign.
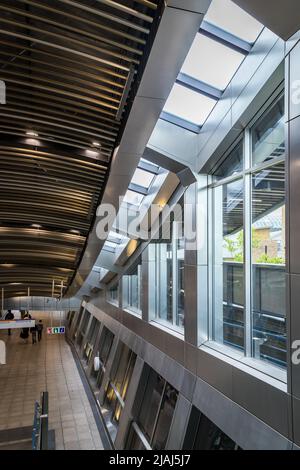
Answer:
[47,326,65,335]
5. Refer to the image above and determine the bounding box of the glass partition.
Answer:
[252,96,285,166]
[126,367,178,450]
[209,93,286,371]
[149,217,185,332]
[90,326,114,390]
[183,406,241,450]
[213,178,245,351]
[251,162,286,367]
[103,342,136,440]
[123,259,142,315]
[107,283,119,306]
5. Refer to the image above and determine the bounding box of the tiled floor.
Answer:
[0,312,104,450]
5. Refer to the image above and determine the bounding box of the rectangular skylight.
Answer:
[131,168,155,189]
[181,33,245,91]
[123,189,144,206]
[163,83,217,126]
[205,0,263,44]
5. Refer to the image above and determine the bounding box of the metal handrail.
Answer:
[32,392,49,450]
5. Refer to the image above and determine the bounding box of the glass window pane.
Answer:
[213,141,244,180]
[123,189,144,206]
[252,96,285,166]
[131,168,155,189]
[213,179,245,351]
[205,0,263,43]
[251,163,286,368]
[181,34,244,91]
[123,262,142,314]
[163,83,216,125]
[152,383,178,450]
[138,370,165,441]
[125,425,147,450]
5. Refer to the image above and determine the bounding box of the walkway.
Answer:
[0,312,104,450]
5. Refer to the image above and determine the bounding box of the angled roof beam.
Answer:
[200,20,251,54]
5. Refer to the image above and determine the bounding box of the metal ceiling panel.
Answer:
[0,0,162,298]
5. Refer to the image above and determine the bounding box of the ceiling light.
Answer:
[26,131,39,137]
[92,141,101,148]
[31,224,42,229]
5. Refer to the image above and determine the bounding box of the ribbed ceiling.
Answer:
[0,0,160,298]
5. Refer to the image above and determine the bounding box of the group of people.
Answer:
[4,310,44,344]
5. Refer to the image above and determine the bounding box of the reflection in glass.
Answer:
[128,368,178,450]
[213,141,244,180]
[104,343,136,435]
[252,96,285,166]
[251,162,286,367]
[91,327,114,389]
[125,425,147,450]
[123,262,142,315]
[108,283,119,305]
[213,178,245,350]
[152,383,178,450]
[138,370,165,441]
[183,406,241,450]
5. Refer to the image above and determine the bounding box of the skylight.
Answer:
[131,168,155,189]
[181,33,245,91]
[205,0,263,44]
[163,83,217,126]
[123,189,144,206]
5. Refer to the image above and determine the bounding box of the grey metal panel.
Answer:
[148,118,199,172]
[288,41,300,120]
[289,118,300,274]
[292,396,300,446]
[232,368,290,437]
[167,0,211,14]
[196,347,233,398]
[184,264,198,346]
[184,342,198,375]
[166,395,192,450]
[232,0,300,40]
[137,7,205,100]
[193,377,291,450]
[289,274,300,399]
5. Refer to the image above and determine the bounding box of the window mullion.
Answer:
[244,129,252,357]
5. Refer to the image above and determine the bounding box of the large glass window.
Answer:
[251,162,286,367]
[76,310,91,348]
[107,283,119,306]
[103,342,136,440]
[183,406,241,450]
[213,178,245,351]
[252,96,285,166]
[126,368,178,450]
[210,94,286,371]
[123,259,142,315]
[149,219,185,332]
[91,326,114,390]
[83,317,101,365]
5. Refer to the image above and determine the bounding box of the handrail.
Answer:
[32,391,49,450]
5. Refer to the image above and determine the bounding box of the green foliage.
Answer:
[224,229,260,262]
[256,254,285,265]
